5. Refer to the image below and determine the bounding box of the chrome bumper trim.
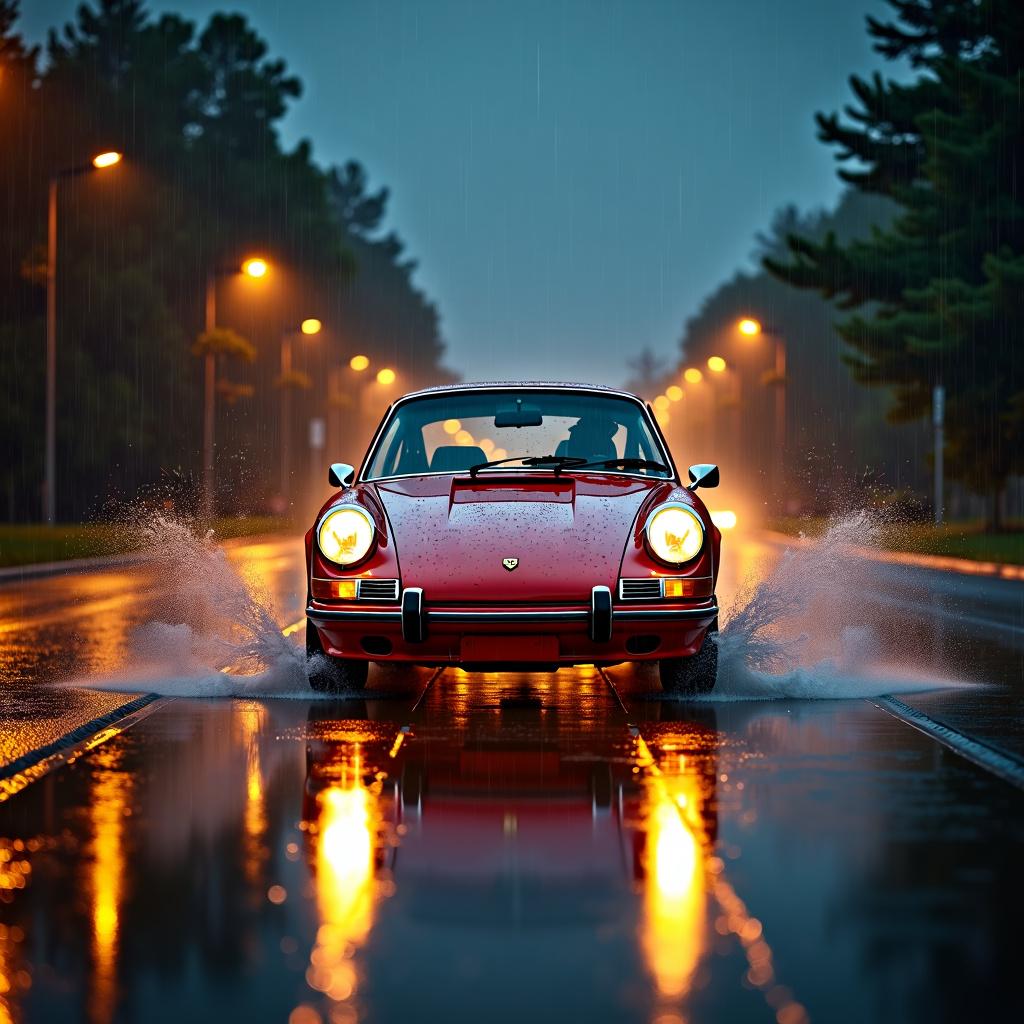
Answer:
[306,604,718,625]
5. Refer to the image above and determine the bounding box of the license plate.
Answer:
[460,635,559,662]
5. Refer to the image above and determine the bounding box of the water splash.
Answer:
[79,513,315,698]
[708,512,961,700]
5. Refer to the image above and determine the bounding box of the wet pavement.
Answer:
[0,530,1022,1022]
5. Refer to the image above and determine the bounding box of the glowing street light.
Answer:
[349,354,370,372]
[666,385,684,402]
[242,257,269,278]
[91,151,123,169]
[443,419,462,435]
[376,367,396,386]
[738,315,787,504]
[200,256,270,519]
[279,319,323,504]
[683,367,703,385]
[43,150,124,524]
[707,355,727,373]
[653,395,671,412]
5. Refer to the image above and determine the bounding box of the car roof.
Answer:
[396,380,647,404]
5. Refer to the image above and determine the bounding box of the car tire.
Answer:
[658,627,718,696]
[306,620,369,694]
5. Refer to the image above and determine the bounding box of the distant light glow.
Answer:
[92,151,122,169]
[710,509,738,530]
[376,367,396,385]
[653,395,670,412]
[707,355,727,373]
[478,438,495,454]
[684,368,703,385]
[738,318,762,336]
[349,354,370,372]
[301,318,322,335]
[491,447,507,460]
[442,419,462,435]
[454,429,474,446]
[666,385,683,402]
[654,409,670,427]
[242,257,269,278]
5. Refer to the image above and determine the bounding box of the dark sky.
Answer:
[22,0,899,386]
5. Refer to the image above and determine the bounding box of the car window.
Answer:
[363,390,671,480]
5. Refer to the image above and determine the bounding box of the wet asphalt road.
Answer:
[0,532,1022,1023]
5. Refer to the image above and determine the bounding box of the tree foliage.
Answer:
[0,0,448,521]
[765,0,1024,524]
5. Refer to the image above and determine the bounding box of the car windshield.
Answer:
[363,390,672,480]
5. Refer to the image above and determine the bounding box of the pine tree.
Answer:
[765,0,1024,527]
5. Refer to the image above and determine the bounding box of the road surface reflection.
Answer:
[0,664,1022,1023]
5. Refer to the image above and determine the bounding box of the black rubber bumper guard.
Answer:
[308,586,718,645]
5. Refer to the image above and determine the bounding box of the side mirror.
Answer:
[687,463,719,490]
[328,462,355,488]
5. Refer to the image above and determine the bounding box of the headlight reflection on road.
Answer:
[307,748,383,1010]
[641,767,707,1003]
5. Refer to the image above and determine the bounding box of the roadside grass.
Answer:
[0,516,291,569]
[769,517,1024,565]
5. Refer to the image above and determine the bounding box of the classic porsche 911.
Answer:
[304,382,721,694]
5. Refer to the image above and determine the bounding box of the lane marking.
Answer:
[0,694,167,802]
[410,668,445,712]
[872,696,1024,791]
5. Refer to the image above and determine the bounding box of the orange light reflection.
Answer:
[307,748,384,1010]
[87,743,132,1024]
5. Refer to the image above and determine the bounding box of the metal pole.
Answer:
[44,178,58,525]
[774,335,786,509]
[202,273,216,521]
[280,333,293,505]
[933,384,944,526]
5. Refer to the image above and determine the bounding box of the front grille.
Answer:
[618,578,663,601]
[356,579,401,602]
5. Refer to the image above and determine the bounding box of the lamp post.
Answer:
[43,151,123,524]
[279,317,321,505]
[201,256,269,520]
[738,318,786,504]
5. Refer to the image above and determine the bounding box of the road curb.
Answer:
[760,529,1024,581]
[0,531,294,585]
[0,693,167,803]
[872,696,1024,791]
[0,693,159,781]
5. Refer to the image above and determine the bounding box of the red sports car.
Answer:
[304,382,721,694]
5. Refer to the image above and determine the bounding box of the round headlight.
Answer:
[646,504,705,565]
[317,506,375,566]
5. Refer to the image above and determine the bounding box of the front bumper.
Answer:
[307,585,718,665]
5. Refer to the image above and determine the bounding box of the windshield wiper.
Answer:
[468,455,588,478]
[574,457,670,474]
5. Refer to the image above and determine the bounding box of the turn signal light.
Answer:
[317,577,362,598]
[663,578,697,598]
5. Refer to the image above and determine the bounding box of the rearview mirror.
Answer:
[328,462,355,488]
[687,463,719,490]
[495,401,543,428]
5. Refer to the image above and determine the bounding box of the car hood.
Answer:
[373,474,667,603]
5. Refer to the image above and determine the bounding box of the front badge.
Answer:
[502,557,519,572]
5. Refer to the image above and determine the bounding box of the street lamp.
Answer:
[349,354,370,372]
[201,256,270,519]
[683,367,704,385]
[737,317,787,502]
[376,367,396,386]
[242,257,269,278]
[43,150,124,524]
[279,318,322,504]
